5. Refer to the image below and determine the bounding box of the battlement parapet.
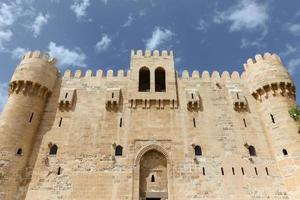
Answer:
[244,52,282,70]
[180,70,243,81]
[21,51,57,65]
[63,69,130,79]
[131,49,173,58]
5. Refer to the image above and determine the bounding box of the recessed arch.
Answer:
[248,145,256,156]
[139,67,150,92]
[115,145,123,156]
[194,145,202,156]
[155,67,166,92]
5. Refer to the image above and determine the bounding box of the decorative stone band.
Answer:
[251,82,296,101]
[9,80,52,99]
[128,99,178,109]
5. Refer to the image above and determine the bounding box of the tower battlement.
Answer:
[243,52,282,70]
[131,49,173,58]
[21,51,57,65]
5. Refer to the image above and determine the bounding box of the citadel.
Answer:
[0,49,299,200]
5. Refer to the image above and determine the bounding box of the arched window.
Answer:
[282,149,288,156]
[155,67,166,92]
[16,148,22,155]
[49,144,58,155]
[115,145,123,156]
[194,145,202,156]
[248,145,256,156]
[139,67,150,92]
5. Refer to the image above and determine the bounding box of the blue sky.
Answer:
[0,0,299,111]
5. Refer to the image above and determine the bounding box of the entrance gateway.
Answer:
[140,150,168,200]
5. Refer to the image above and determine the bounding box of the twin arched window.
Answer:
[138,67,166,92]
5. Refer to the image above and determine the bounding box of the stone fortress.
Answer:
[0,49,299,200]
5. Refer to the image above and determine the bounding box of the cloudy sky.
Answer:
[0,0,299,111]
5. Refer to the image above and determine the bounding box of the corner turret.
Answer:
[0,51,59,200]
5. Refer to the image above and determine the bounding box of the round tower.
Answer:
[0,51,58,200]
[244,52,300,198]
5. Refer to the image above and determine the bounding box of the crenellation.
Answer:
[1,50,300,200]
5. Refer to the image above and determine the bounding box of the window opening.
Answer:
[194,145,202,156]
[155,67,166,92]
[232,167,235,175]
[248,145,256,156]
[65,93,68,98]
[221,167,224,175]
[193,118,196,128]
[265,167,269,176]
[254,167,258,176]
[282,149,288,156]
[59,117,63,127]
[115,145,123,156]
[16,148,22,155]
[49,144,58,155]
[119,117,123,127]
[243,118,247,128]
[29,112,34,123]
[139,67,150,92]
[57,167,61,175]
[151,175,155,182]
[270,114,275,124]
[241,167,245,175]
[202,167,205,176]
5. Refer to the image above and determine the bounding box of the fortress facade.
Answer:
[0,50,299,200]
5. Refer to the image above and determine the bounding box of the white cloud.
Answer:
[240,37,265,49]
[0,3,20,28]
[288,24,300,36]
[214,0,268,33]
[31,13,50,37]
[0,82,8,113]
[100,0,108,5]
[95,34,112,52]
[0,30,13,50]
[11,47,27,59]
[70,0,90,20]
[280,44,297,57]
[287,58,300,75]
[48,42,87,68]
[145,27,174,50]
[122,14,133,27]
[195,19,208,32]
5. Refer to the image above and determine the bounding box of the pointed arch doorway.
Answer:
[139,149,168,200]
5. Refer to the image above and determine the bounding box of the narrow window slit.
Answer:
[237,92,240,99]
[29,113,34,123]
[59,117,63,127]
[191,93,194,99]
[193,118,196,128]
[119,118,123,127]
[265,167,269,176]
[65,93,68,98]
[243,118,247,128]
[221,167,224,176]
[241,167,244,175]
[232,167,235,175]
[112,92,114,98]
[57,167,61,175]
[202,167,205,176]
[254,167,258,176]
[270,114,275,124]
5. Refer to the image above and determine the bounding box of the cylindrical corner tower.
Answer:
[0,51,58,200]
[244,52,300,198]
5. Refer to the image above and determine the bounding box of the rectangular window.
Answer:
[193,118,196,128]
[236,92,240,99]
[202,167,205,176]
[65,93,68,98]
[221,167,224,176]
[29,112,34,123]
[112,92,114,98]
[59,117,63,127]
[232,167,235,175]
[243,118,247,128]
[254,167,258,176]
[241,167,244,175]
[119,117,123,127]
[265,167,269,176]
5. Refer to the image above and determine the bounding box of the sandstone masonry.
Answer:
[0,50,299,200]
